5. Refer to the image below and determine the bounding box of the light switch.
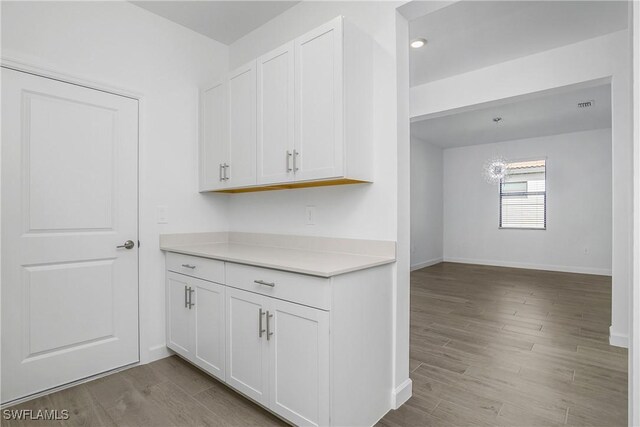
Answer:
[157,205,168,224]
[305,206,316,225]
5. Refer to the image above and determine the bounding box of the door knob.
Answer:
[117,240,135,250]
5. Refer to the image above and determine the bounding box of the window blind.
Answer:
[500,160,546,229]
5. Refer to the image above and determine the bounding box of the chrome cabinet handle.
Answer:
[266,311,274,340]
[117,240,135,250]
[286,150,292,172]
[293,150,299,172]
[184,285,188,308]
[219,163,223,181]
[259,308,266,337]
[188,287,195,309]
[181,264,196,269]
[254,279,275,287]
[223,163,230,180]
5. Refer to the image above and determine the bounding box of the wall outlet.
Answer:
[305,206,316,225]
[157,205,168,224]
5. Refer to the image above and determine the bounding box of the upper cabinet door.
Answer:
[257,42,295,185]
[199,81,228,191]
[294,17,344,182]
[228,62,257,188]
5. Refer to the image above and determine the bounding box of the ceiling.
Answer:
[411,83,612,148]
[409,1,628,86]
[131,1,300,45]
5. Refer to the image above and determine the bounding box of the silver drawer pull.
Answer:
[181,264,196,269]
[254,279,275,287]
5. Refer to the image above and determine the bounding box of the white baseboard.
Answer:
[411,258,443,271]
[145,344,172,364]
[391,378,412,409]
[609,327,629,348]
[443,257,612,276]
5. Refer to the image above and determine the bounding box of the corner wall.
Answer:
[410,138,443,270]
[1,1,230,362]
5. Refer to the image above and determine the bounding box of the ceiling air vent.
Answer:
[577,100,595,108]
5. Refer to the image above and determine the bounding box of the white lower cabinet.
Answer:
[226,286,329,426]
[225,286,270,405]
[268,297,330,427]
[166,254,393,426]
[166,272,226,382]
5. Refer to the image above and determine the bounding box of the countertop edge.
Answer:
[160,245,396,278]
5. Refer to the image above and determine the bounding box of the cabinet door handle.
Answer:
[219,163,224,181]
[181,264,196,269]
[259,308,266,337]
[286,150,292,172]
[223,163,230,180]
[266,310,274,340]
[293,150,299,172]
[184,285,188,308]
[254,279,275,287]
[188,287,195,309]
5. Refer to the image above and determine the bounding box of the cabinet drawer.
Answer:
[226,263,330,310]
[166,253,225,284]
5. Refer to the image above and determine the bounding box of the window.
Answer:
[500,159,546,229]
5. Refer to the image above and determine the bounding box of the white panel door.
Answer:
[227,62,257,188]
[166,272,195,359]
[225,287,269,406]
[199,81,228,191]
[294,17,344,182]
[257,42,295,185]
[268,299,330,427]
[1,68,139,404]
[193,278,225,381]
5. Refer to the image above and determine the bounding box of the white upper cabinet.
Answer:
[257,42,295,185]
[294,18,344,181]
[227,62,257,188]
[199,81,228,191]
[199,16,372,193]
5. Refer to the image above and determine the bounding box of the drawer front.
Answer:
[226,263,330,310]
[166,252,225,284]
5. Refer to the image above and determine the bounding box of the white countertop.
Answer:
[160,240,396,277]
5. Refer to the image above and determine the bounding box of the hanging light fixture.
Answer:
[483,156,509,184]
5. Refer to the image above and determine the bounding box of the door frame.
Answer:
[0,53,144,407]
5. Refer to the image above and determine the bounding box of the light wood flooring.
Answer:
[4,263,627,426]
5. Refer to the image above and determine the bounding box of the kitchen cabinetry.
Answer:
[257,42,295,185]
[227,62,257,188]
[199,16,373,193]
[166,270,225,381]
[199,81,227,191]
[165,250,391,426]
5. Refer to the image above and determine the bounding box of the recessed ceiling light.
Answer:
[410,38,427,49]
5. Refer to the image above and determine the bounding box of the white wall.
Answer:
[631,2,639,424]
[410,137,443,269]
[226,1,411,406]
[443,129,612,275]
[410,29,632,346]
[1,1,230,362]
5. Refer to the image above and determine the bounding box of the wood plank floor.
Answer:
[4,263,627,426]
[379,262,627,427]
